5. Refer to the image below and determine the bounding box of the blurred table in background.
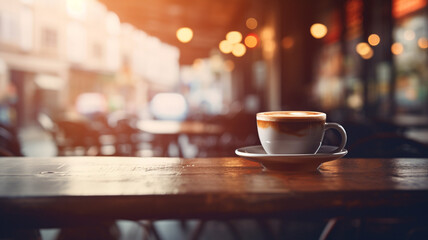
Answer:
[374,115,428,133]
[38,112,142,156]
[385,115,428,130]
[137,120,223,135]
[137,120,224,157]
[372,114,428,149]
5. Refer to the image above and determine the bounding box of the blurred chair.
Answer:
[0,124,22,156]
[215,111,259,157]
[113,118,141,156]
[53,120,100,156]
[0,130,15,157]
[38,112,57,136]
[0,146,13,156]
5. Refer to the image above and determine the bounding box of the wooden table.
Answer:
[1,156,428,229]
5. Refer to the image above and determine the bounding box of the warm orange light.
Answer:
[224,60,235,72]
[264,41,276,53]
[219,40,233,54]
[356,42,371,56]
[282,36,295,49]
[226,31,242,44]
[261,27,274,40]
[393,0,427,19]
[347,94,363,109]
[176,27,193,43]
[66,0,86,17]
[404,30,415,41]
[232,43,246,57]
[368,34,380,46]
[244,34,258,48]
[192,58,203,69]
[361,48,374,59]
[418,37,428,49]
[391,42,404,55]
[310,23,328,39]
[246,17,258,30]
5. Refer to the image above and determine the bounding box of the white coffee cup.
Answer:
[256,111,347,154]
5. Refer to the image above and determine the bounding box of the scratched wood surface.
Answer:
[0,156,428,228]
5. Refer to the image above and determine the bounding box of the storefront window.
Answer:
[393,0,428,114]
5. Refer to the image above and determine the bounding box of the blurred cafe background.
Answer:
[0,0,428,159]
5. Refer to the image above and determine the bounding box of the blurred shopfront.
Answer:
[291,0,428,118]
[278,0,428,156]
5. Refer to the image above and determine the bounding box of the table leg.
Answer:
[256,219,276,240]
[190,220,206,240]
[319,218,338,240]
[139,220,161,240]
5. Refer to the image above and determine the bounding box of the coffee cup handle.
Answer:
[324,123,347,153]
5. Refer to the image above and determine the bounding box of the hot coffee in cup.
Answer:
[256,111,347,154]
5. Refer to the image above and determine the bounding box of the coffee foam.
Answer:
[257,111,326,122]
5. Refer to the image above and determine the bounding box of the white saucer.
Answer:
[235,145,347,171]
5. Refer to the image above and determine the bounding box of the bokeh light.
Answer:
[404,30,415,41]
[310,23,328,39]
[106,12,121,35]
[209,54,223,71]
[244,34,258,48]
[219,40,233,54]
[246,17,258,30]
[418,37,428,49]
[66,0,86,18]
[391,42,404,55]
[226,31,242,44]
[150,93,188,121]
[75,93,107,115]
[360,48,374,59]
[192,58,203,70]
[282,36,295,49]
[224,60,235,72]
[232,43,246,57]
[263,41,276,54]
[356,42,371,56]
[261,27,274,40]
[368,34,380,46]
[176,27,193,43]
[347,95,363,109]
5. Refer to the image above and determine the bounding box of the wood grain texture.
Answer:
[0,157,428,228]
